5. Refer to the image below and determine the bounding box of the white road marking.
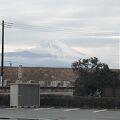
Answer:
[9,116,52,120]
[5,108,16,110]
[93,109,107,113]
[34,107,53,111]
[63,108,80,112]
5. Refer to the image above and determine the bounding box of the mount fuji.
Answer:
[4,40,87,67]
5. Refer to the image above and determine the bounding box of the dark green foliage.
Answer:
[0,94,10,107]
[40,94,120,109]
[0,94,120,109]
[72,57,119,96]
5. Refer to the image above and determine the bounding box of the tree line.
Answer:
[72,57,119,96]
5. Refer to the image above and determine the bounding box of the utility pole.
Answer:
[1,20,4,87]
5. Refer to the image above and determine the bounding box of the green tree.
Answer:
[72,57,118,96]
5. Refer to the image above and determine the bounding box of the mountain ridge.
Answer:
[4,40,86,67]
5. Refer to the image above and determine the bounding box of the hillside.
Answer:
[3,67,77,82]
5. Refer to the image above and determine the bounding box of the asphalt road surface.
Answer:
[0,108,120,120]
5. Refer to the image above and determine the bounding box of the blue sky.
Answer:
[0,0,120,68]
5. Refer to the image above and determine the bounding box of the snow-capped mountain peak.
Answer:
[4,40,87,67]
[29,39,85,58]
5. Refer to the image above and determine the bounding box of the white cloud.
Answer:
[0,0,119,68]
[72,46,120,69]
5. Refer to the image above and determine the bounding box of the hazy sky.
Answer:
[0,0,120,68]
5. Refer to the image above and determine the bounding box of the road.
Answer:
[0,108,120,120]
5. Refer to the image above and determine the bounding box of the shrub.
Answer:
[40,94,120,109]
[0,94,10,107]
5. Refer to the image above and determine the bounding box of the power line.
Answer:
[1,22,118,37]
[0,22,13,28]
[0,21,119,36]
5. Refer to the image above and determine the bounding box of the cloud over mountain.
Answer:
[4,40,86,67]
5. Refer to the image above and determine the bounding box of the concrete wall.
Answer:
[1,86,74,96]
[39,80,73,87]
[40,87,74,96]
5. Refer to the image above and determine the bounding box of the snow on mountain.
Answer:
[4,40,87,67]
[29,40,85,58]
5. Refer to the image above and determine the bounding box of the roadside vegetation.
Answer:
[72,57,119,96]
[0,57,119,109]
